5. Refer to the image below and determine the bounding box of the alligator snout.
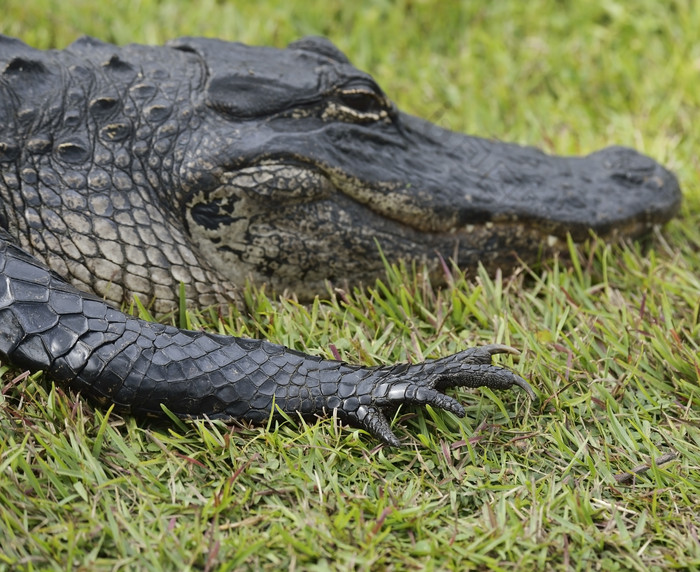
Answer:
[578,145,681,231]
[476,144,682,240]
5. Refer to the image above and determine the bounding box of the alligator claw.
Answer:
[356,405,403,448]
[351,345,535,446]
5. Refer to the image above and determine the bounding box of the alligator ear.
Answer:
[169,37,323,118]
[288,37,350,65]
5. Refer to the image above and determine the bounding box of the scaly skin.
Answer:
[0,232,533,446]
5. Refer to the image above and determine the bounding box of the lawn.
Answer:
[1,1,699,570]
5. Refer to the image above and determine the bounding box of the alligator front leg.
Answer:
[0,234,534,446]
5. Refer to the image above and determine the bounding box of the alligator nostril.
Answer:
[610,171,645,186]
[597,145,658,174]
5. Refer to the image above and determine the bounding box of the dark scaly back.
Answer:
[0,35,235,313]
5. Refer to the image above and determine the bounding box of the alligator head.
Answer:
[174,36,681,298]
[0,35,682,310]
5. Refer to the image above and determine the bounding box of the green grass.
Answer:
[1,1,699,570]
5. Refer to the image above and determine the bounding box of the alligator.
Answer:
[0,35,681,446]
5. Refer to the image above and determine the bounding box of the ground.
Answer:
[0,1,698,570]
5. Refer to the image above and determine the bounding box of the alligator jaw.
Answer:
[185,143,680,300]
[348,112,682,239]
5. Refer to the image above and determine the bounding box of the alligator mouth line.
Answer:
[233,156,468,234]
[218,154,675,251]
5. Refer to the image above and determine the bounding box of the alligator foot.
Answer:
[346,344,535,446]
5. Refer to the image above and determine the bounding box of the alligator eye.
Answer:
[338,90,383,114]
